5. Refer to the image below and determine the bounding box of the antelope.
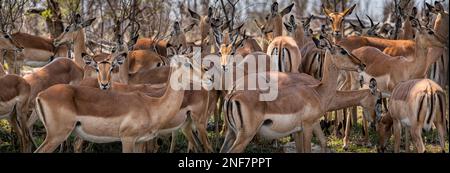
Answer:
[377,79,447,153]
[53,14,96,70]
[266,36,302,73]
[425,1,449,89]
[24,58,84,130]
[0,74,32,152]
[348,13,381,37]
[254,2,294,52]
[354,21,447,95]
[220,36,378,153]
[0,31,67,74]
[284,14,325,79]
[33,49,209,153]
[80,48,218,153]
[322,4,356,42]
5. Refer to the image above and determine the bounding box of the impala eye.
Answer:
[428,30,434,35]
[4,34,10,39]
[65,27,70,32]
[340,49,347,55]
[95,68,99,72]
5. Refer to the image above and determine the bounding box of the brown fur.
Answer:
[0,74,32,152]
[133,38,168,57]
[377,79,447,153]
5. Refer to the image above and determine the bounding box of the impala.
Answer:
[0,74,32,152]
[220,36,379,153]
[377,79,447,153]
[254,2,294,52]
[80,48,218,153]
[284,15,324,78]
[34,48,209,153]
[323,3,356,41]
[354,21,446,95]
[426,1,448,89]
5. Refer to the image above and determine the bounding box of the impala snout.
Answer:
[332,31,342,37]
[99,83,111,90]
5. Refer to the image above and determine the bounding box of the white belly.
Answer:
[258,113,302,140]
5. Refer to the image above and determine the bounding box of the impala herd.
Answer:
[0,1,448,153]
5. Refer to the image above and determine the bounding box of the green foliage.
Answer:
[40,9,53,19]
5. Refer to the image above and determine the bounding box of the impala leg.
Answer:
[16,103,33,153]
[343,113,352,150]
[169,131,176,153]
[220,128,236,153]
[313,123,327,153]
[34,125,74,153]
[404,127,410,153]
[227,130,257,153]
[410,126,425,153]
[181,122,198,153]
[73,136,84,153]
[392,120,401,153]
[293,131,304,153]
[215,97,224,134]
[302,124,314,153]
[135,142,146,153]
[121,137,137,153]
[351,106,358,127]
[435,119,447,153]
[197,122,213,153]
[362,114,370,146]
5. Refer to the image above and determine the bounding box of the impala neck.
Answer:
[314,51,339,104]
[73,30,87,68]
[154,63,186,124]
[273,17,283,38]
[411,37,437,78]
[327,90,373,111]
[434,12,449,39]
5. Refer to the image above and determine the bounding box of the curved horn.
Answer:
[366,14,375,27]
[355,13,365,28]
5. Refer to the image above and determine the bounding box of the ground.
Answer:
[1,116,448,153]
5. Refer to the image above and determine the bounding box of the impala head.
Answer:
[83,36,137,90]
[167,21,195,49]
[323,4,356,38]
[0,30,23,52]
[313,35,365,72]
[167,45,209,87]
[411,19,447,48]
[54,14,95,47]
[83,52,127,90]
[426,1,446,15]
[376,111,393,153]
[350,13,381,37]
[260,2,294,35]
[213,23,244,71]
[284,15,314,36]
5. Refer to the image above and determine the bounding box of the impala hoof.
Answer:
[343,145,349,151]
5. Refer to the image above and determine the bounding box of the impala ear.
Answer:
[208,7,213,18]
[280,3,295,16]
[81,18,96,28]
[82,53,97,68]
[113,52,127,66]
[343,4,356,16]
[188,8,201,20]
[425,2,435,12]
[271,2,279,15]
[74,14,82,24]
[284,22,294,32]
[322,4,333,16]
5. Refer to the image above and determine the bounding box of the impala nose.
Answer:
[100,83,110,90]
